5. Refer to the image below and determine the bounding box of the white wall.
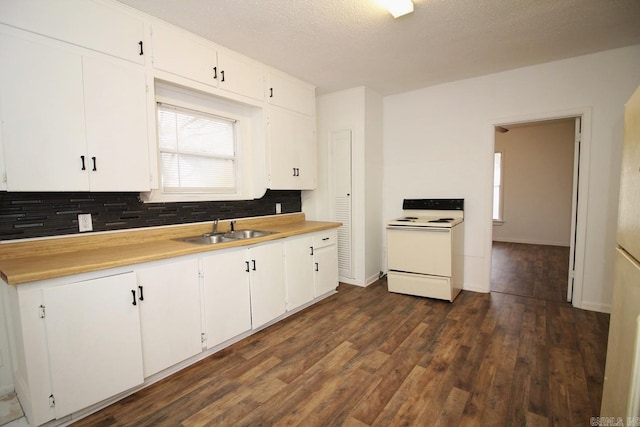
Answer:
[493,119,575,246]
[306,86,383,286]
[383,44,640,312]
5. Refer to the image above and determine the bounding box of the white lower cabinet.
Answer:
[4,230,337,426]
[284,236,314,311]
[135,258,203,377]
[42,272,144,419]
[202,249,252,348]
[313,231,339,297]
[248,242,286,329]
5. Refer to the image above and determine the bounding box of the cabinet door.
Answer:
[601,249,640,417]
[284,236,314,311]
[136,258,202,378]
[266,72,315,116]
[83,54,150,191]
[218,51,265,101]
[0,0,146,64]
[268,107,316,190]
[202,250,252,348]
[151,24,218,87]
[618,85,640,261]
[43,272,143,417]
[249,242,286,329]
[0,32,88,191]
[314,244,339,297]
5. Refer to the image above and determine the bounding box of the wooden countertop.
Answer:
[0,213,341,285]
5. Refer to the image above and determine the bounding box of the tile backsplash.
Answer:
[0,190,301,241]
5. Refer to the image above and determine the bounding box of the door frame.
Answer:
[487,107,592,308]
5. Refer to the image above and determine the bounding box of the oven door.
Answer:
[387,226,452,276]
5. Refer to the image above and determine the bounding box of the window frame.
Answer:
[156,102,239,194]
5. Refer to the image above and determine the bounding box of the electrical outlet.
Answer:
[78,214,93,232]
[275,203,282,214]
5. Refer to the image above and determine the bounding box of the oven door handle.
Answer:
[386,226,451,232]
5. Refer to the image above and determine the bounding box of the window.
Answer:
[157,103,237,193]
[493,152,503,221]
[140,82,266,203]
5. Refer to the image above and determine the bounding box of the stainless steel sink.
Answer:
[181,233,234,245]
[179,230,275,245]
[223,229,275,240]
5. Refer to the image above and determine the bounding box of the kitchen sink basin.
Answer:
[179,230,275,245]
[223,229,275,240]
[181,233,234,245]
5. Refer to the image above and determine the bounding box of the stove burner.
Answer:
[428,218,454,223]
[396,218,412,222]
[404,216,418,220]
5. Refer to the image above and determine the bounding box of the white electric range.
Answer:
[386,199,464,301]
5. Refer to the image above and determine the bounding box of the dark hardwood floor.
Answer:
[74,276,609,426]
[492,241,570,302]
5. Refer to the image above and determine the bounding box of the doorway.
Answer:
[490,117,581,303]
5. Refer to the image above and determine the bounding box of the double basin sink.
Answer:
[180,229,275,245]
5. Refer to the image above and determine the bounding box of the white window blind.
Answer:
[157,103,237,193]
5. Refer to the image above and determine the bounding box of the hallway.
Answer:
[491,241,570,302]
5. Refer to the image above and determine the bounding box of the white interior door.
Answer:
[332,129,353,280]
[567,116,582,302]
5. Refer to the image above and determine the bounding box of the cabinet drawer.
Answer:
[387,271,456,302]
[313,232,336,249]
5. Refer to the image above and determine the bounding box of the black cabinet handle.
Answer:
[138,285,144,301]
[315,262,319,272]
[220,70,225,82]
[245,261,250,272]
[91,156,97,171]
[310,246,314,256]
[269,88,273,98]
[80,155,86,171]
[131,289,137,306]
[252,260,256,271]
[292,168,300,177]
[322,237,329,241]
[138,41,144,56]
[213,66,217,79]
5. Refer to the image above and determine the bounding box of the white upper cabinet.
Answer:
[268,107,316,190]
[0,0,146,64]
[151,23,218,87]
[217,51,265,101]
[0,29,150,191]
[0,31,88,191]
[151,24,265,101]
[266,71,315,116]
[82,54,150,191]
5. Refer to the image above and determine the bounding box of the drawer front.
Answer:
[387,271,459,302]
[313,231,337,249]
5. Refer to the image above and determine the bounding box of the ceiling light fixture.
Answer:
[379,0,414,18]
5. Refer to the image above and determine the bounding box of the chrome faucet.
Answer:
[230,220,236,232]
[212,218,219,234]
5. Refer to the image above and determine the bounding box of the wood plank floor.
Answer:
[73,276,609,426]
[492,241,570,302]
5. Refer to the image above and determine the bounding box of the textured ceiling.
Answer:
[116,0,640,95]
